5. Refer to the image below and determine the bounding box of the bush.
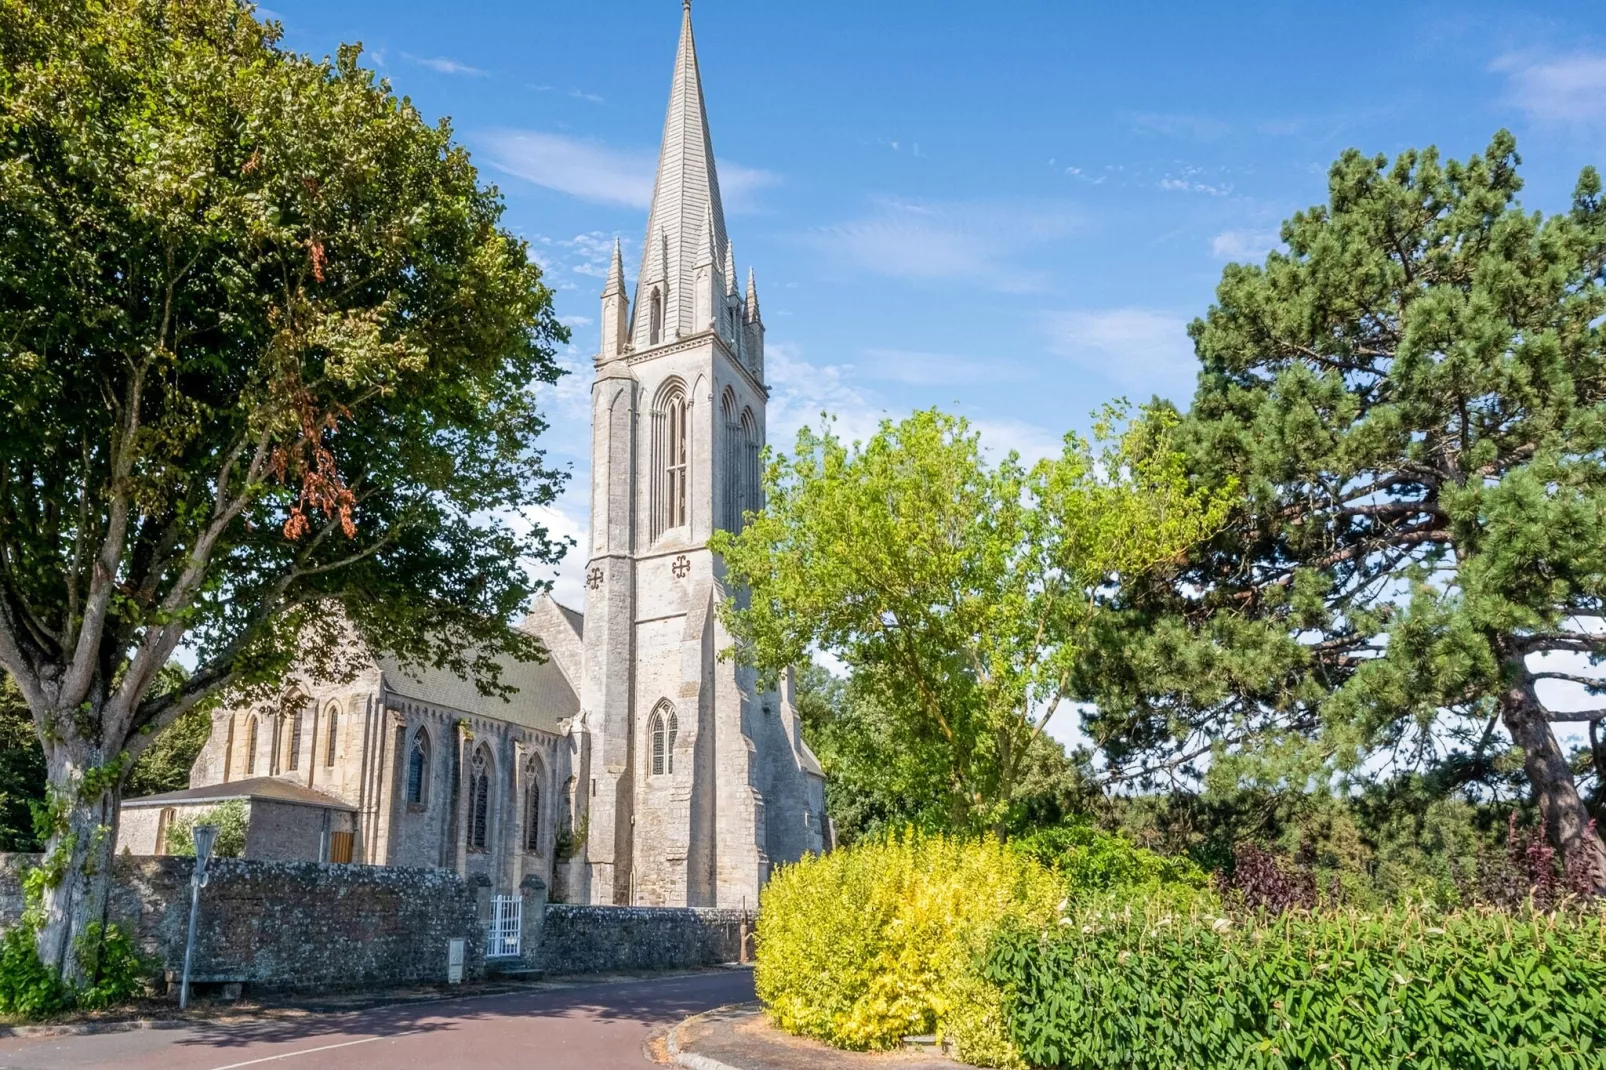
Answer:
[986,902,1606,1070]
[163,799,247,858]
[755,830,1062,1066]
[0,925,67,1019]
[0,920,146,1020]
[1014,820,1207,896]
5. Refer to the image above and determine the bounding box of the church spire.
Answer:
[632,0,728,347]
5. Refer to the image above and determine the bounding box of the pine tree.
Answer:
[1085,133,1606,890]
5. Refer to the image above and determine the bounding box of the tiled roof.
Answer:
[123,776,356,810]
[376,649,578,734]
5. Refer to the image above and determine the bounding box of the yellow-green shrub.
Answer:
[755,830,1061,1065]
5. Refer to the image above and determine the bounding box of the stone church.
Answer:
[117,3,828,909]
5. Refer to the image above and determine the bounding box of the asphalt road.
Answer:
[0,970,754,1070]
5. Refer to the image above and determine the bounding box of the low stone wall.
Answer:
[0,853,485,992]
[0,855,750,994]
[536,904,747,975]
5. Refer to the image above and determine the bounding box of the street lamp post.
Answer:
[178,823,219,1011]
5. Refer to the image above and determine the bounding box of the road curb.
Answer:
[0,1018,190,1039]
[666,1002,760,1070]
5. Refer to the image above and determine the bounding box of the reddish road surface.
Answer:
[0,970,753,1070]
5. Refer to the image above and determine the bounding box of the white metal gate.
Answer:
[488,894,521,958]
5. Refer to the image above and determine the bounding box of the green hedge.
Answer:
[985,904,1606,1070]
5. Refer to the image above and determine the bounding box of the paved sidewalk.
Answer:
[672,1005,959,1070]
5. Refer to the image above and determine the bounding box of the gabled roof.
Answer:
[124,777,355,811]
[376,648,577,734]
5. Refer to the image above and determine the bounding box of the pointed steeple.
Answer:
[602,238,625,297]
[631,0,728,346]
[599,238,630,360]
[722,239,738,297]
[744,267,760,323]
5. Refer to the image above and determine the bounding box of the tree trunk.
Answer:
[33,735,120,987]
[1500,678,1606,895]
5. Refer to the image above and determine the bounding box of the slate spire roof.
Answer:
[632,0,728,344]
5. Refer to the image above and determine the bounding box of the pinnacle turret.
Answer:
[602,238,625,297]
[744,268,760,323]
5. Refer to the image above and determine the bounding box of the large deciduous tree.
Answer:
[1083,133,1606,890]
[0,0,567,980]
[712,408,1231,834]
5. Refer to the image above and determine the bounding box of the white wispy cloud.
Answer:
[858,347,1026,386]
[531,84,606,104]
[1042,308,1197,400]
[1493,51,1606,128]
[810,198,1080,292]
[765,341,888,449]
[1211,229,1281,261]
[969,418,1065,466]
[478,130,779,213]
[405,54,487,77]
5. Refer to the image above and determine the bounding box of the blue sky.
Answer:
[260,1,1605,746]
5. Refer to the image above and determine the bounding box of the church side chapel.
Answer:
[116,2,828,910]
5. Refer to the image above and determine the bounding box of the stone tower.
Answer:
[572,2,823,909]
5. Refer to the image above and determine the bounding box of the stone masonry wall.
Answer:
[0,854,485,992]
[1,856,748,994]
[536,904,746,975]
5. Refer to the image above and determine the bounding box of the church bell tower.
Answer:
[573,1,818,910]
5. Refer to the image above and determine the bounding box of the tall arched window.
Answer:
[739,408,760,527]
[467,745,491,851]
[245,716,259,775]
[652,382,689,538]
[286,710,303,771]
[720,388,738,532]
[649,701,678,776]
[324,704,339,767]
[648,287,663,345]
[525,756,543,854]
[406,728,430,806]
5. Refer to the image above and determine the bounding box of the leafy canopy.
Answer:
[714,407,1233,832]
[0,0,567,744]
[1081,132,1606,887]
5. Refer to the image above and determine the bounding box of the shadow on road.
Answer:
[166,971,756,1053]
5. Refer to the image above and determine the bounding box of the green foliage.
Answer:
[0,0,569,973]
[162,801,248,859]
[1013,820,1207,896]
[755,831,1064,1066]
[70,923,147,1011]
[716,407,1233,833]
[0,920,147,1020]
[124,673,212,799]
[1084,131,1606,885]
[986,902,1606,1070]
[0,925,67,1019]
[793,665,1095,845]
[0,675,43,852]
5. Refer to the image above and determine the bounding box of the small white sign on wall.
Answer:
[447,938,465,984]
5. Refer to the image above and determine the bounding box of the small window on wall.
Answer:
[406,728,429,806]
[245,716,259,775]
[467,746,491,851]
[324,704,339,767]
[286,710,303,771]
